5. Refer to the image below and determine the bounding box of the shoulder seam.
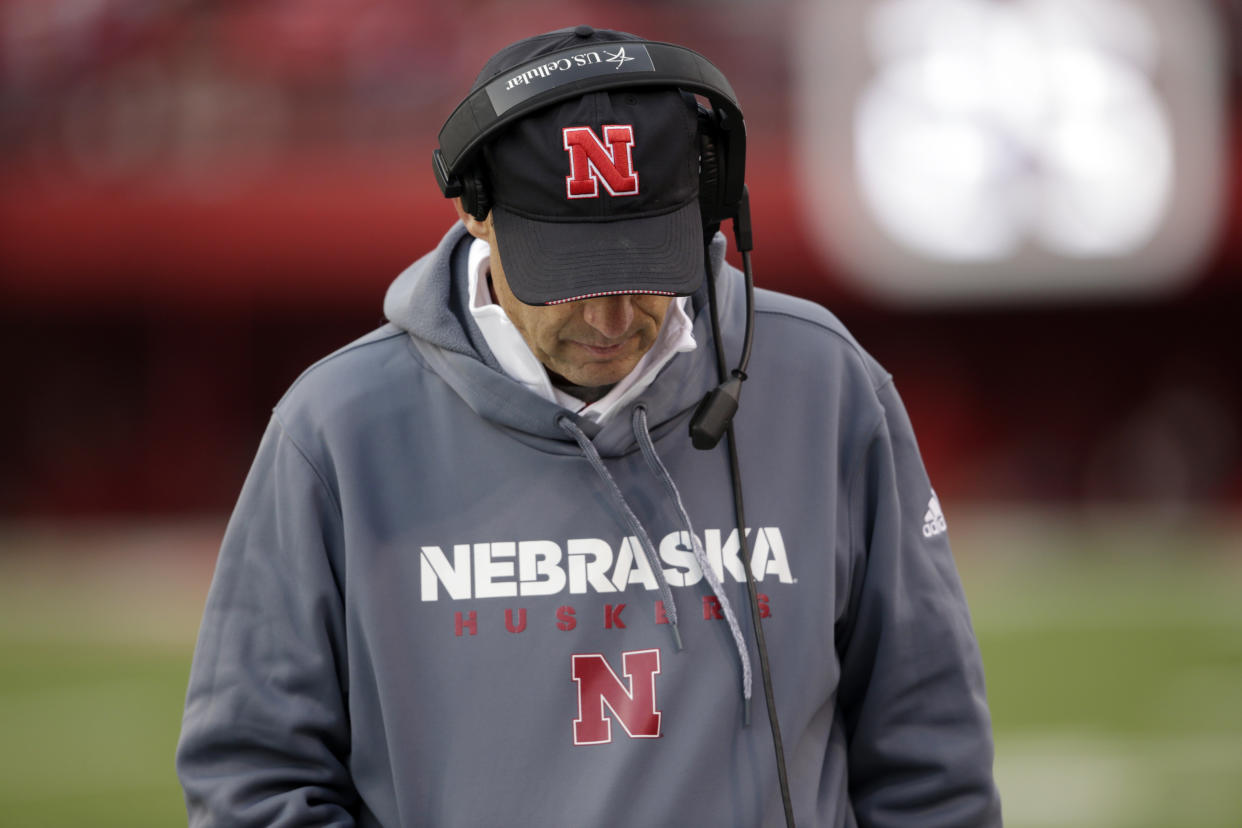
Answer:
[271,411,344,517]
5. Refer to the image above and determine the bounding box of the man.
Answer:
[177,25,1002,827]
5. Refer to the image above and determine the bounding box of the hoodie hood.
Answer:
[383,223,743,457]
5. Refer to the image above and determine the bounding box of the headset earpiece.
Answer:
[459,165,492,222]
[695,106,725,243]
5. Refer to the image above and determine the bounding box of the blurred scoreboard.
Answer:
[793,0,1230,305]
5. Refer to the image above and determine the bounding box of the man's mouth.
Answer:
[578,342,626,356]
[571,335,637,357]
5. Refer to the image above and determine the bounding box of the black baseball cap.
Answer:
[470,26,704,305]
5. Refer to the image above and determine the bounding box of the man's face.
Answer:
[487,239,673,390]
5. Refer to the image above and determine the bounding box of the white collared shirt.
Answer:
[466,238,697,425]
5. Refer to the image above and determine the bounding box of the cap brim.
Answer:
[491,199,704,305]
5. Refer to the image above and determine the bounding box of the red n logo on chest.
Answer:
[563,125,639,199]
[572,648,662,745]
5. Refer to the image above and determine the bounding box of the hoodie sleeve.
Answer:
[836,380,1002,827]
[176,416,357,826]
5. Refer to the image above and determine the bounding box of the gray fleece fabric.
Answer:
[177,223,1002,827]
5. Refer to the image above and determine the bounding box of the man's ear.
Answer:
[454,198,492,241]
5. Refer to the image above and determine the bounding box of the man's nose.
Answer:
[580,295,636,340]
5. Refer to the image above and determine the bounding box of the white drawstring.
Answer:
[632,406,752,718]
[556,414,683,651]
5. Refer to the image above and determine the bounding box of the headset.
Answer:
[434,41,744,235]
[433,38,794,828]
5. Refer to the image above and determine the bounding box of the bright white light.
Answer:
[856,73,1024,261]
[856,0,1173,262]
[1036,45,1174,256]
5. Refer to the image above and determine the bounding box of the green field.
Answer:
[2,513,1240,827]
[959,511,1242,828]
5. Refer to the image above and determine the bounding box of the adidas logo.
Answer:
[922,491,947,538]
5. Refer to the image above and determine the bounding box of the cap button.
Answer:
[573,25,594,37]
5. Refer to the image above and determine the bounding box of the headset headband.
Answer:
[432,39,746,215]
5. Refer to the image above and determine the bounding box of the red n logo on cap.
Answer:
[572,648,661,744]
[563,125,639,199]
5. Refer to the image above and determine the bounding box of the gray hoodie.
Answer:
[177,223,1002,826]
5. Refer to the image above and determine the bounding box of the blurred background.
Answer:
[1,0,1239,825]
